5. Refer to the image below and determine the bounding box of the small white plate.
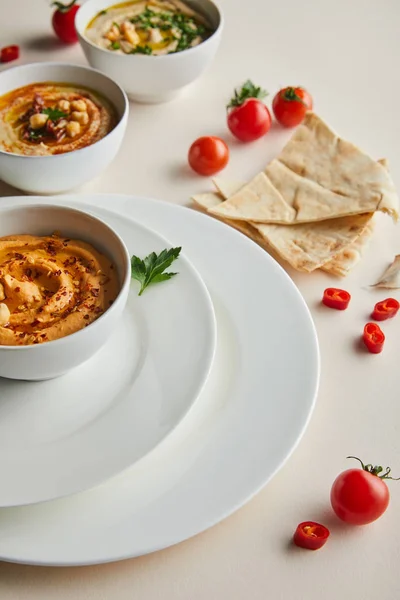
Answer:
[0,194,319,565]
[0,207,216,508]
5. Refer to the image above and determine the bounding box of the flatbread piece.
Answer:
[210,113,399,224]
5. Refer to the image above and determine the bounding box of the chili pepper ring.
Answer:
[293,521,330,550]
[322,288,351,310]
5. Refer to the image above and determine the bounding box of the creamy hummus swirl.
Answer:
[86,0,212,56]
[0,83,117,156]
[0,234,119,346]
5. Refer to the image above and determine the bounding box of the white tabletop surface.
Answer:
[1,0,400,598]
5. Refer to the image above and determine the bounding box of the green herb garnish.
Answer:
[28,129,44,140]
[130,45,153,55]
[131,247,181,296]
[110,41,121,50]
[227,80,268,109]
[99,9,107,15]
[127,6,211,54]
[42,107,68,121]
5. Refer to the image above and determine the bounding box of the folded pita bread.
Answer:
[210,113,399,224]
[212,178,375,275]
[192,188,374,273]
[318,220,375,276]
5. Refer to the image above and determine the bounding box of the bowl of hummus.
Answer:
[0,204,131,381]
[76,0,223,103]
[0,62,128,193]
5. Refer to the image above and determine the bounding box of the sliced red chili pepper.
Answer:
[371,298,399,321]
[293,521,330,550]
[0,45,20,63]
[322,288,351,310]
[363,322,385,354]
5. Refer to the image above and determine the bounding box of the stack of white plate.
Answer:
[0,194,319,566]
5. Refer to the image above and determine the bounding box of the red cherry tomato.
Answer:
[0,45,20,64]
[227,80,272,142]
[331,456,399,525]
[188,136,229,176]
[293,521,330,550]
[52,0,80,44]
[272,87,313,128]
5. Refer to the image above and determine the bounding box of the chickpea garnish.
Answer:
[29,113,49,130]
[0,303,10,326]
[66,121,81,138]
[71,111,89,125]
[0,283,5,301]
[58,99,70,113]
[71,99,87,112]
[121,22,140,45]
[106,24,120,42]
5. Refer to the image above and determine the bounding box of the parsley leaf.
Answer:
[130,44,153,55]
[227,80,268,109]
[131,247,181,296]
[42,107,68,121]
[28,129,43,140]
[110,41,121,50]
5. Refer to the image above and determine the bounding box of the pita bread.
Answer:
[372,255,400,288]
[210,113,399,224]
[192,192,267,245]
[318,219,375,276]
[192,190,374,273]
[212,178,375,275]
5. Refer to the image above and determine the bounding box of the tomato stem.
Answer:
[282,87,306,105]
[52,0,78,12]
[227,80,268,110]
[347,456,400,480]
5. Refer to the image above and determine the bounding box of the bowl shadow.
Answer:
[24,35,68,53]
[0,179,21,197]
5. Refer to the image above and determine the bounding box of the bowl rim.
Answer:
[0,61,129,160]
[0,203,131,352]
[75,0,224,61]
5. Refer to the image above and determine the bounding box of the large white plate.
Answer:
[0,206,216,507]
[0,194,319,565]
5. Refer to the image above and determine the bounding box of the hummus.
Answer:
[0,234,119,346]
[0,83,117,156]
[86,0,213,56]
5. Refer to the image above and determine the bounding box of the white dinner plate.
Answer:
[0,205,216,507]
[0,194,319,565]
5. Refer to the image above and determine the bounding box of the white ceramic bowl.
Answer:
[0,62,128,194]
[76,0,223,103]
[0,204,131,381]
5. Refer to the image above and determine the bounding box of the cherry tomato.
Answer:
[331,456,399,525]
[227,80,272,142]
[0,45,20,64]
[52,0,80,44]
[188,136,229,176]
[272,87,313,128]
